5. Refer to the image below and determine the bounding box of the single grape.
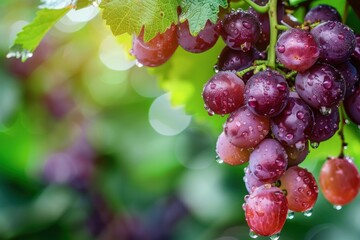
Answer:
[249,138,288,182]
[276,28,319,72]
[311,21,356,64]
[320,157,360,206]
[304,4,342,24]
[344,86,360,125]
[132,25,178,67]
[202,71,245,115]
[217,46,258,72]
[245,185,288,237]
[244,168,274,193]
[279,166,318,212]
[216,131,251,165]
[220,10,261,51]
[271,95,313,149]
[336,61,359,97]
[284,140,309,167]
[224,106,270,148]
[308,107,340,143]
[295,63,345,112]
[245,69,289,117]
[177,20,219,53]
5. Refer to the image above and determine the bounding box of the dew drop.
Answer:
[287,210,295,219]
[323,79,333,89]
[215,155,224,164]
[304,209,313,217]
[6,49,33,62]
[277,83,287,91]
[242,21,251,29]
[320,106,332,116]
[333,205,342,210]
[135,60,144,68]
[249,230,258,239]
[210,83,217,89]
[310,141,319,149]
[277,45,286,53]
[248,97,258,108]
[338,34,344,40]
[270,233,280,240]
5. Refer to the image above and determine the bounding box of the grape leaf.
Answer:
[8,9,69,61]
[180,0,228,35]
[39,0,76,9]
[289,0,308,6]
[100,0,179,42]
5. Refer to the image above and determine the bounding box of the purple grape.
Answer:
[276,28,319,72]
[202,71,245,115]
[295,63,345,113]
[344,86,360,124]
[271,95,314,149]
[249,138,288,181]
[308,107,340,143]
[311,21,356,64]
[177,20,219,53]
[244,167,274,193]
[336,61,359,97]
[224,106,270,148]
[217,46,257,72]
[245,69,289,117]
[220,10,261,51]
[304,4,342,24]
[284,141,309,167]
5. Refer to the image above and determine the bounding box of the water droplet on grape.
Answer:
[270,233,280,240]
[323,78,333,89]
[249,230,258,239]
[310,141,319,149]
[135,60,144,68]
[248,97,258,108]
[287,210,295,219]
[216,155,224,164]
[304,209,313,217]
[333,205,342,210]
[320,106,332,116]
[277,45,286,53]
[242,21,251,29]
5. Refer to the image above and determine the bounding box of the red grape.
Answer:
[245,185,288,237]
[320,157,360,206]
[202,71,245,115]
[216,131,251,165]
[308,107,340,143]
[279,166,318,212]
[177,20,219,53]
[276,28,319,72]
[304,4,342,24]
[132,25,178,67]
[244,168,274,193]
[224,106,270,148]
[249,138,288,182]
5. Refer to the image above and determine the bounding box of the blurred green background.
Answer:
[0,0,360,240]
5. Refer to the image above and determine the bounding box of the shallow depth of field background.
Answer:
[1,0,360,240]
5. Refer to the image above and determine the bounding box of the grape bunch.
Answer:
[130,1,360,239]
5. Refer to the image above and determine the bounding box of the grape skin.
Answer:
[177,20,219,53]
[284,141,309,167]
[248,138,288,182]
[224,106,270,148]
[202,71,245,115]
[304,4,342,24]
[271,93,314,148]
[132,25,178,67]
[216,132,251,165]
[276,28,319,72]
[308,107,340,143]
[220,10,261,51]
[279,166,318,212]
[217,46,258,72]
[244,168,274,193]
[336,61,359,97]
[245,69,289,117]
[320,157,360,206]
[311,21,356,64]
[295,63,345,111]
[245,185,288,237]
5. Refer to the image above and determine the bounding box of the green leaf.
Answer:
[39,0,75,9]
[289,0,309,6]
[8,9,69,61]
[100,0,179,42]
[180,0,228,35]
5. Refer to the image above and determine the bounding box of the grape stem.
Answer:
[338,105,348,158]
[267,0,278,69]
[276,24,289,31]
[242,0,269,13]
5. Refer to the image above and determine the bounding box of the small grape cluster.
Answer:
[130,1,360,239]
